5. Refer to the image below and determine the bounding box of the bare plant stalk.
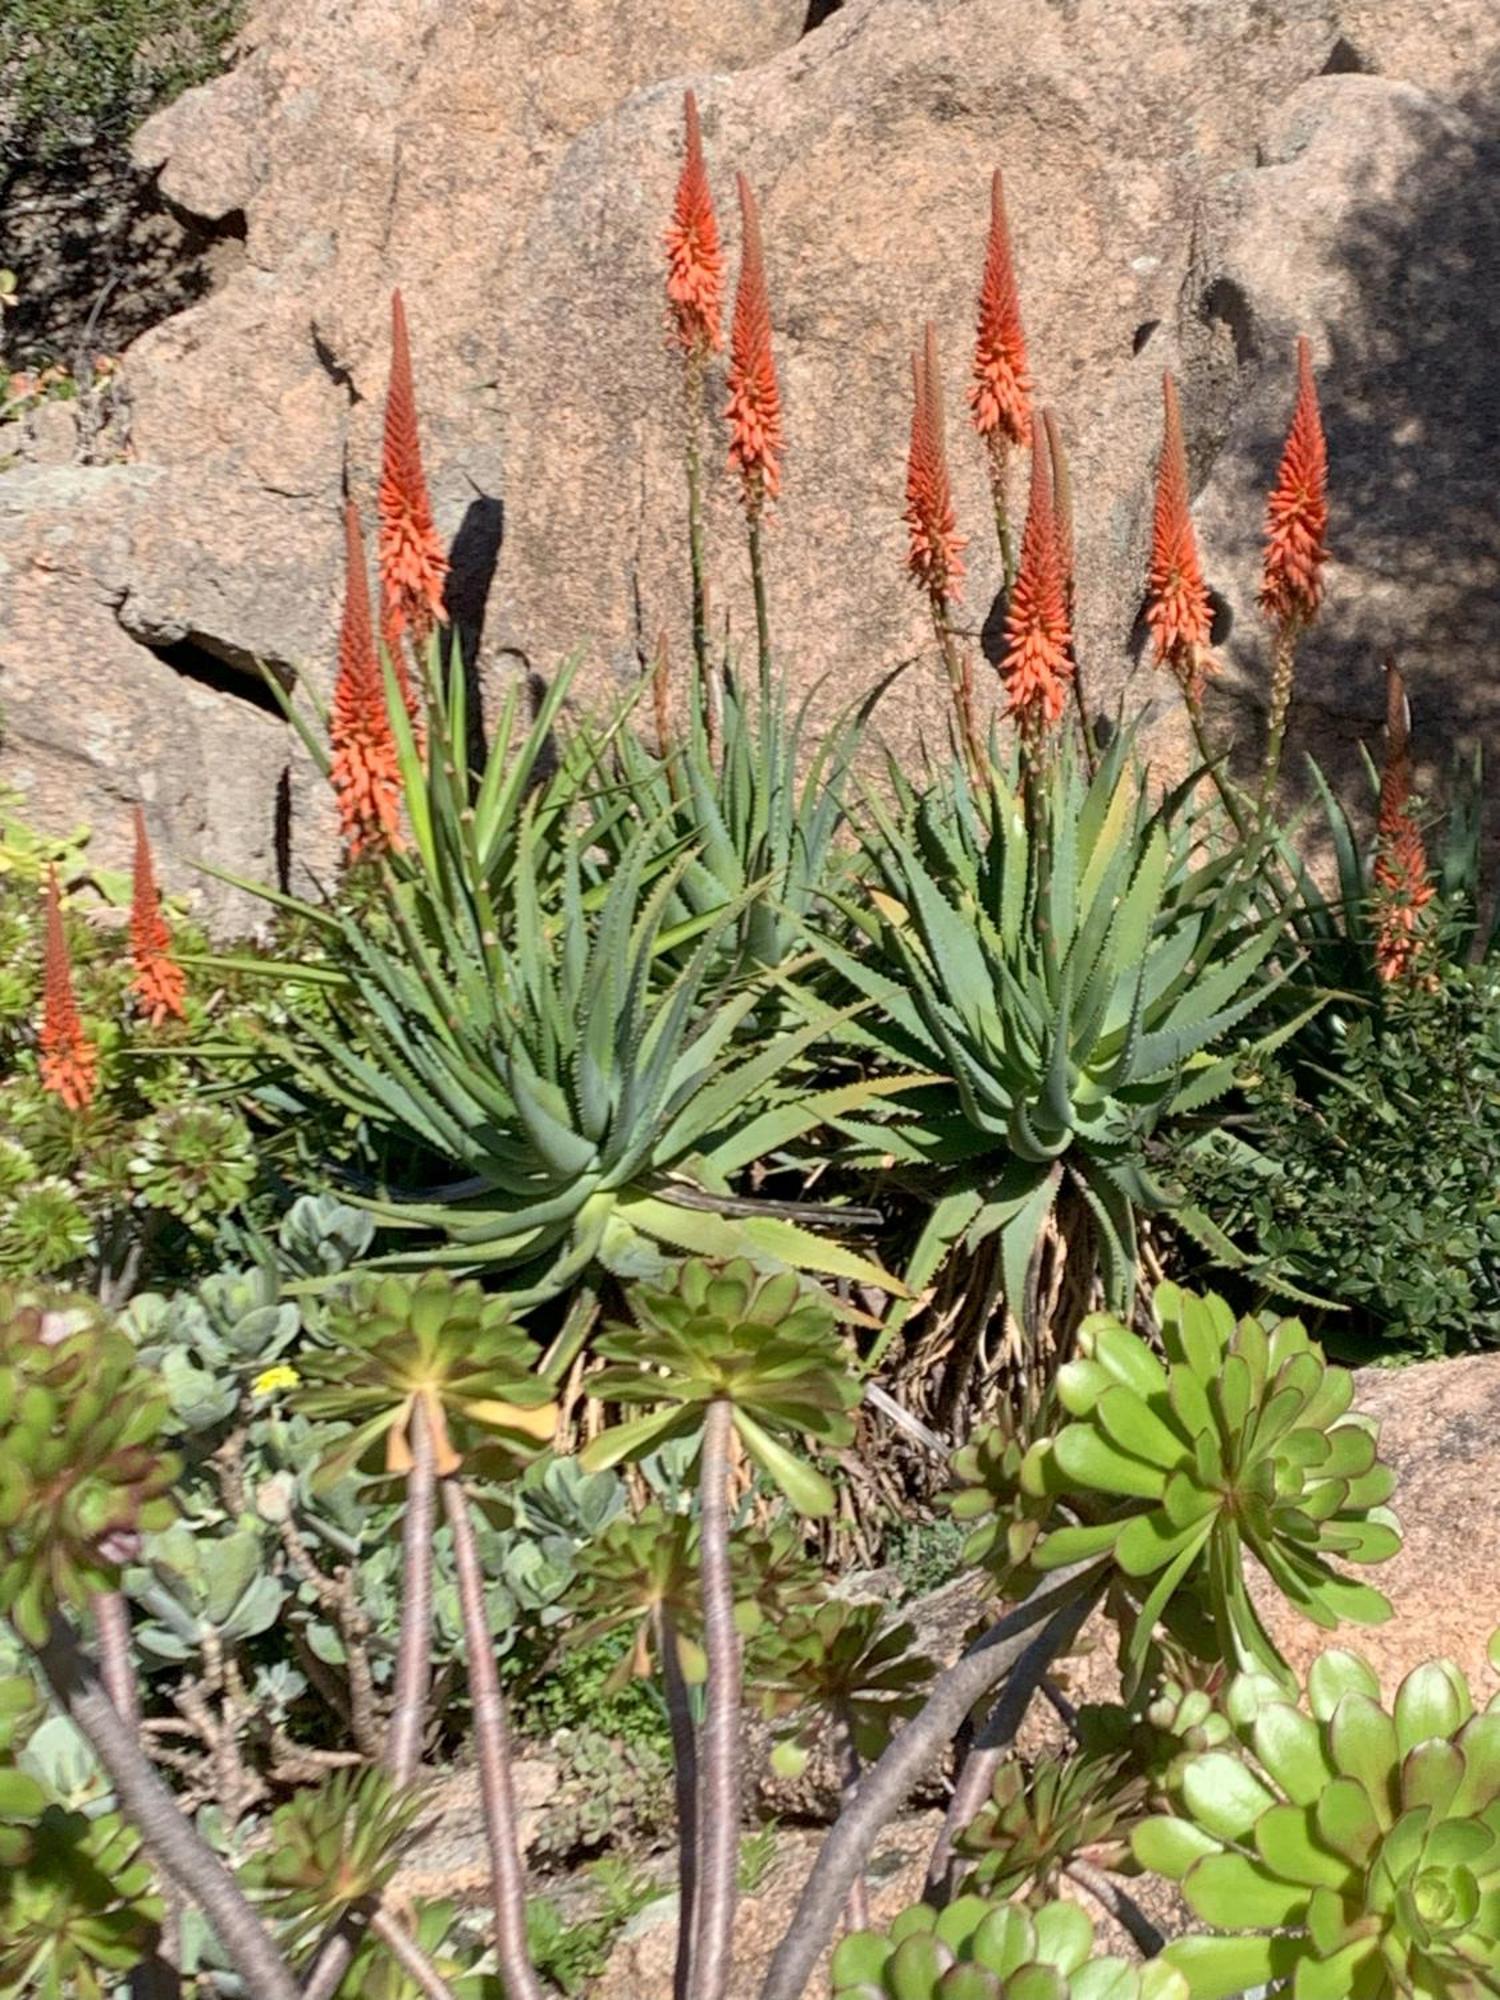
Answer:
[748,515,772,697]
[684,349,710,684]
[693,1398,741,2000]
[756,1562,1108,2000]
[930,596,985,783]
[986,434,1017,591]
[93,1593,184,2000]
[832,1702,869,1935]
[369,1908,462,2000]
[659,1606,699,2000]
[923,1575,1100,1904]
[442,1474,543,2000]
[26,1614,300,2000]
[1258,621,1298,822]
[1065,1856,1166,1957]
[387,1398,437,1784]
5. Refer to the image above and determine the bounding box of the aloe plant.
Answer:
[1137,1648,1500,2000]
[260,648,897,1306]
[820,733,1289,1338]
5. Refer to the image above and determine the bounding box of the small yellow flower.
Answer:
[253,1364,300,1398]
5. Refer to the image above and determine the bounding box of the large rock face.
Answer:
[1,0,1497,919]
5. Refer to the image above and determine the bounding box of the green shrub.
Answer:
[0,1,242,163]
[1169,962,1500,1355]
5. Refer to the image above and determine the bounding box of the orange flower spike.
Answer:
[1372,662,1435,984]
[1000,432,1074,732]
[724,174,784,515]
[904,322,966,604]
[331,499,404,863]
[129,807,187,1026]
[1260,335,1329,629]
[378,290,449,649]
[665,91,724,356]
[38,869,98,1111]
[1146,373,1214,697]
[969,169,1033,448]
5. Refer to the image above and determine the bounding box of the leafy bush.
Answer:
[1170,963,1500,1355]
[0,0,242,163]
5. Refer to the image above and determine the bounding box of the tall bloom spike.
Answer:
[129,807,186,1026]
[724,174,784,516]
[331,499,404,862]
[1372,661,1434,984]
[378,291,449,651]
[665,91,724,356]
[970,170,1033,448]
[1000,431,1074,734]
[1260,335,1329,629]
[39,869,98,1111]
[1043,408,1075,618]
[904,322,966,604]
[1146,372,1215,704]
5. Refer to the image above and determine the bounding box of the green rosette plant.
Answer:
[294,1271,558,1483]
[751,1598,936,1765]
[1020,1283,1400,1688]
[246,1767,421,1938]
[0,1805,161,2000]
[0,1286,177,1643]
[580,1258,860,1517]
[127,1103,256,1232]
[957,1749,1148,1899]
[830,1893,1188,2000]
[1136,1648,1500,2000]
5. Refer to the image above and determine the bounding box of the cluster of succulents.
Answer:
[1138,1649,1500,2000]
[0,1284,177,1642]
[831,1894,1187,2000]
[1021,1284,1400,1689]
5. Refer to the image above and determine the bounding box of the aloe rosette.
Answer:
[1020,1285,1399,1688]
[830,1893,1188,2000]
[1136,1649,1500,2000]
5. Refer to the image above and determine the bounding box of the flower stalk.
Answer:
[725,173,782,689]
[129,809,186,1026]
[38,868,98,1111]
[665,90,725,684]
[1257,335,1328,816]
[970,169,1033,590]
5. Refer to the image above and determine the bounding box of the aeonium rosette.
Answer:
[1019,1284,1400,1689]
[1136,1648,1500,2000]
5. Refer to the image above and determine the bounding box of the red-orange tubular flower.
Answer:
[332,499,404,862]
[39,869,98,1111]
[130,807,186,1025]
[1372,662,1434,984]
[1146,372,1214,698]
[1000,432,1074,731]
[904,322,966,604]
[1260,334,1329,628]
[969,169,1033,448]
[378,290,449,649]
[724,174,784,513]
[665,90,724,356]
